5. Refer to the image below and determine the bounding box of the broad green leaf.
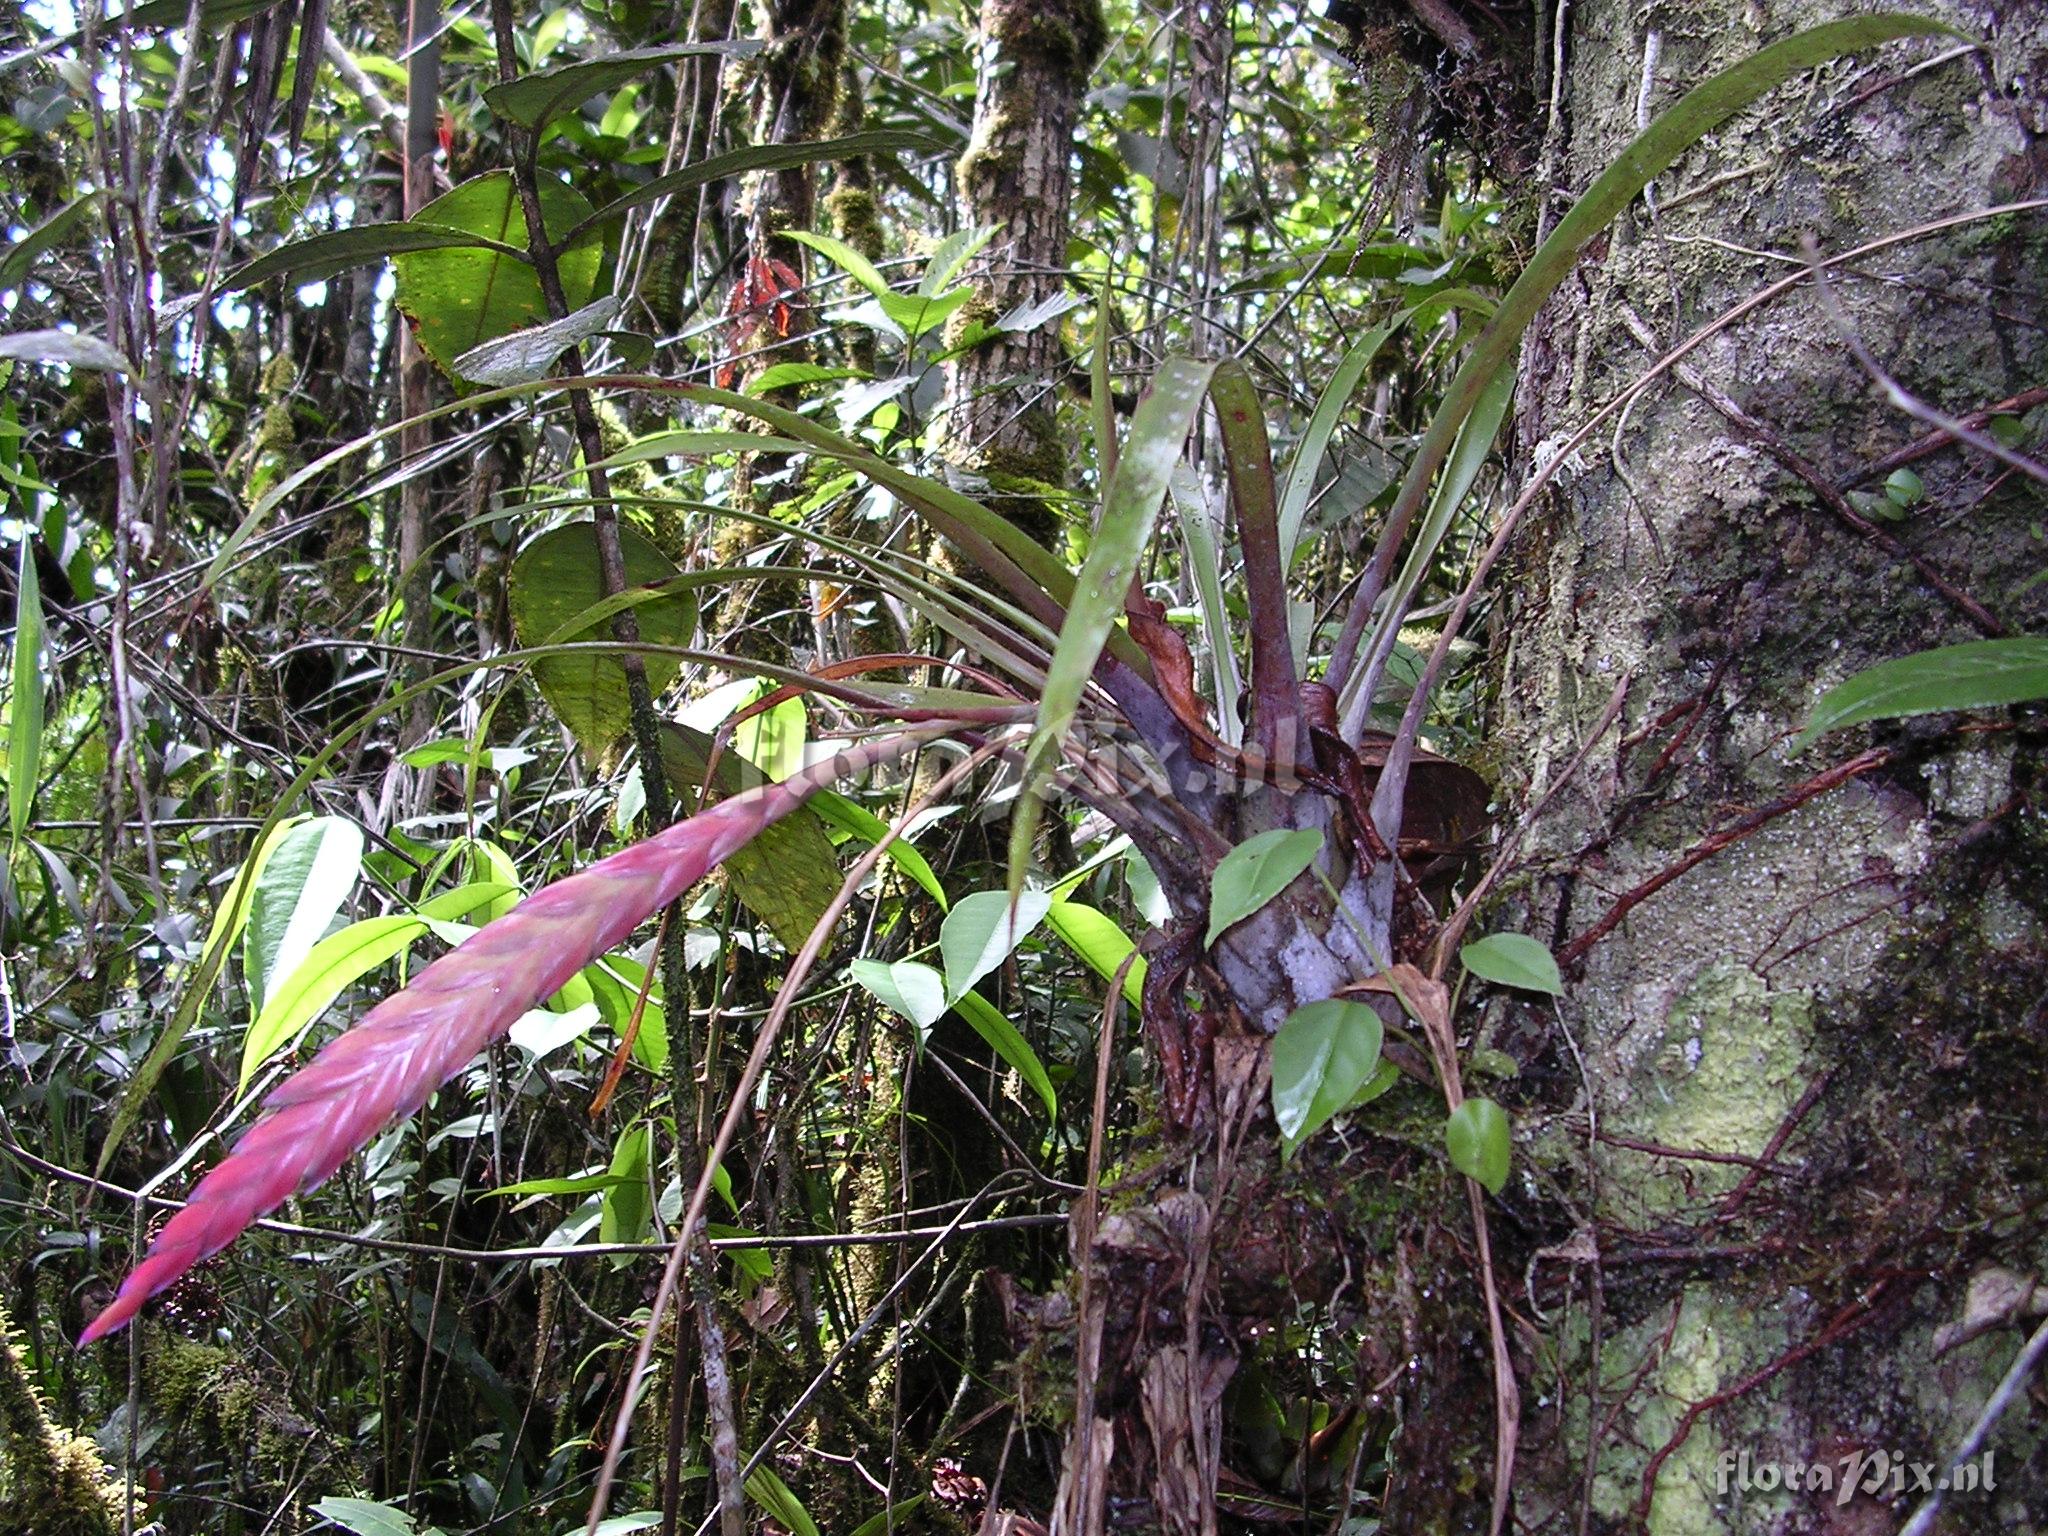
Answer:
[0,191,101,291]
[952,990,1058,1122]
[850,958,947,1042]
[393,173,603,384]
[1445,1098,1512,1194]
[223,221,521,292]
[599,1121,653,1264]
[745,362,867,395]
[239,914,426,1091]
[1045,900,1146,1008]
[1794,637,2048,750]
[452,295,620,386]
[1009,357,1216,887]
[734,684,806,783]
[808,790,947,909]
[584,957,669,1072]
[588,1514,666,1535]
[244,817,364,1013]
[312,1496,439,1536]
[1458,933,1563,997]
[784,229,892,299]
[941,889,1053,1004]
[918,224,995,296]
[655,724,840,951]
[1271,999,1383,1155]
[746,1466,821,1536]
[509,523,698,762]
[573,131,941,239]
[483,40,759,129]
[7,538,45,848]
[1205,828,1323,949]
[1276,323,1398,562]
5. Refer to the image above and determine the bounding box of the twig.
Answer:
[584,736,1006,1535]
[1635,1278,1895,1523]
[1802,235,2048,489]
[1836,384,2048,491]
[1614,303,2004,637]
[1556,749,1896,971]
[1712,1068,1835,1223]
[1896,1313,2048,1536]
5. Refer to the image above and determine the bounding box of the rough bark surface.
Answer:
[1497,4,2048,1532]
[940,0,1107,545]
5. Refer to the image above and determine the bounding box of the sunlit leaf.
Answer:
[244,817,364,1014]
[850,958,947,1043]
[7,539,44,849]
[941,889,1053,1004]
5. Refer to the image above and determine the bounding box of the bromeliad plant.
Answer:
[83,18,1949,1394]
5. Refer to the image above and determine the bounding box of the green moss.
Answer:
[824,186,883,263]
[1606,962,1811,1216]
[0,1304,125,1536]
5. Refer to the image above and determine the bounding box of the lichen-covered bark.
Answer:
[1496,3,2048,1531]
[940,0,1107,547]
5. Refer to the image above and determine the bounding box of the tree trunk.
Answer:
[1499,4,2048,1531]
[941,0,1107,548]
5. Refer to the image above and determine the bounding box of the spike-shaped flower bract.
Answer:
[80,732,934,1345]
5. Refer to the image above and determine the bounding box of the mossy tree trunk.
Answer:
[940,0,1107,549]
[1495,4,2048,1531]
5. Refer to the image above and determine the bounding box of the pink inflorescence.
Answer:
[78,737,913,1345]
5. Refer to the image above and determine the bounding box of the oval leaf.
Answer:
[1445,1097,1512,1194]
[244,816,364,1012]
[1794,637,2048,750]
[1271,998,1384,1154]
[941,889,1053,1004]
[393,173,603,384]
[510,524,698,762]
[1206,828,1323,949]
[1458,933,1563,996]
[850,958,947,1041]
[1045,899,1147,1008]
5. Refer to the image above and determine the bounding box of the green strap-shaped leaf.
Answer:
[572,131,940,241]
[483,40,761,131]
[1274,322,1399,563]
[1333,13,1960,699]
[1045,899,1147,1008]
[1795,636,2048,750]
[1007,358,1217,888]
[222,221,528,292]
[7,538,45,851]
[953,990,1058,1122]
